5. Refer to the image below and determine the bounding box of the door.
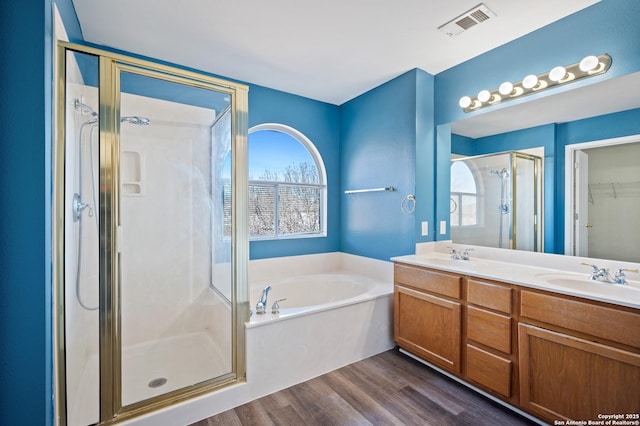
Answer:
[574,150,589,256]
[58,42,249,425]
[394,285,462,373]
[519,323,640,423]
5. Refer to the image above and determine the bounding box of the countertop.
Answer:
[392,252,640,310]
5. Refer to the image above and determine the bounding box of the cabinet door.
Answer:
[519,323,640,422]
[394,286,461,373]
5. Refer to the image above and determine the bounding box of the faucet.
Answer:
[613,268,639,285]
[582,263,614,282]
[255,284,271,314]
[448,247,472,260]
[460,248,473,260]
[271,298,286,314]
[448,247,461,260]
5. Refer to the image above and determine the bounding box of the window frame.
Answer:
[450,160,480,228]
[247,123,327,240]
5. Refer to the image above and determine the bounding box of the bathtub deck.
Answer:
[192,349,536,426]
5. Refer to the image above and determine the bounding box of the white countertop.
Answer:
[392,244,640,310]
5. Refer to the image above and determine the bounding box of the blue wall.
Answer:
[4,0,640,425]
[435,0,640,126]
[248,85,341,259]
[0,0,53,425]
[339,70,425,260]
[434,0,640,252]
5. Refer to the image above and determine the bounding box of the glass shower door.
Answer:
[117,70,234,406]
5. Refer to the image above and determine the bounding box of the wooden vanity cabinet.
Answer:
[465,279,515,400]
[393,262,640,424]
[394,264,462,374]
[519,290,640,423]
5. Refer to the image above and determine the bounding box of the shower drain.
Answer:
[148,377,167,388]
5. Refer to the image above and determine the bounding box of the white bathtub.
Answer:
[245,253,395,400]
[124,252,395,426]
[249,272,391,323]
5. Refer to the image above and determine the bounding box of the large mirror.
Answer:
[448,71,640,263]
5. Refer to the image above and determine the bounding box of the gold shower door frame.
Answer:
[54,41,249,425]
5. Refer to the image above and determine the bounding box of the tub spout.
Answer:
[256,285,271,315]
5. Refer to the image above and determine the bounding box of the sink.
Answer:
[416,256,488,269]
[534,272,640,299]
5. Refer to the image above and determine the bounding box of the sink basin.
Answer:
[417,256,487,268]
[534,272,640,300]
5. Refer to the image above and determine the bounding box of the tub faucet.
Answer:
[255,285,271,315]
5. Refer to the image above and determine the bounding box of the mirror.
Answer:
[448,71,640,262]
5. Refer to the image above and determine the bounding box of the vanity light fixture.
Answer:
[458,53,612,112]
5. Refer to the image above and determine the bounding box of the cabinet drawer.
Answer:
[395,264,461,299]
[521,291,640,348]
[467,306,512,354]
[467,279,512,314]
[466,344,512,398]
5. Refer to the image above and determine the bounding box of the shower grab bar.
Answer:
[344,186,394,195]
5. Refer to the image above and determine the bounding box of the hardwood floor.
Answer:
[192,349,537,426]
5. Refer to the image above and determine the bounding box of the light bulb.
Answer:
[522,74,539,89]
[459,96,472,109]
[579,55,599,72]
[477,90,491,103]
[499,81,514,96]
[549,66,567,82]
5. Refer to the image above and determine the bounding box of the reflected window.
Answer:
[450,161,478,227]
[245,124,326,239]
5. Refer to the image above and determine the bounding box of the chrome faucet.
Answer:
[448,247,461,260]
[271,298,286,314]
[582,263,614,283]
[613,268,639,285]
[448,247,472,260]
[255,284,271,315]
[460,248,473,260]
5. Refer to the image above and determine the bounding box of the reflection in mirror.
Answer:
[451,150,543,252]
[567,139,640,263]
[448,72,640,262]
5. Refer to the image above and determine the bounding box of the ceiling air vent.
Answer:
[438,3,496,37]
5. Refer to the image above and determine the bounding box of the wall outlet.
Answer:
[440,220,447,235]
[421,221,428,236]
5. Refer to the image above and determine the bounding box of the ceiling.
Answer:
[72,0,600,105]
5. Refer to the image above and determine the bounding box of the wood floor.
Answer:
[192,349,537,426]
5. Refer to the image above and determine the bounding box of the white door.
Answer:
[574,150,590,256]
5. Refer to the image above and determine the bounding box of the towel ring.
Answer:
[401,194,416,215]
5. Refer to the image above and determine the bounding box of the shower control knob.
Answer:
[72,193,94,221]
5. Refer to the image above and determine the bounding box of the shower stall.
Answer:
[55,43,248,425]
[450,151,543,251]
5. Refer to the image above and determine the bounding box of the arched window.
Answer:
[450,160,478,227]
[247,124,327,239]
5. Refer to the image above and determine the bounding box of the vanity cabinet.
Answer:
[465,279,515,400]
[394,264,462,373]
[393,261,640,424]
[519,290,640,422]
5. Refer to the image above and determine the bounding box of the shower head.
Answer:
[121,116,150,126]
[490,168,509,178]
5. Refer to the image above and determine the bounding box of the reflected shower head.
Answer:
[490,168,509,178]
[121,116,150,126]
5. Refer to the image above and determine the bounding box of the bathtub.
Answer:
[124,252,394,425]
[249,272,391,321]
[245,252,395,400]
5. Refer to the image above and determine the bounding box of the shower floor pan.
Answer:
[69,331,229,426]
